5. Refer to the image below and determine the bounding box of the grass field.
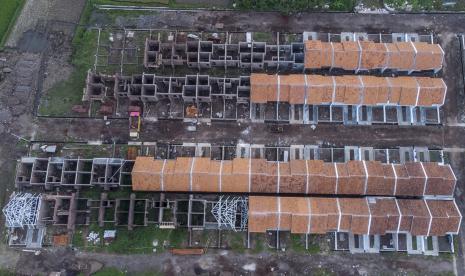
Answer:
[38,0,97,116]
[0,0,25,47]
[73,224,187,254]
[38,28,98,116]
[94,0,170,5]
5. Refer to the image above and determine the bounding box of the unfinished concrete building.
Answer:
[84,71,445,125]
[82,70,114,101]
[144,31,305,71]
[151,143,443,164]
[248,196,461,255]
[250,74,446,125]
[15,157,134,190]
[143,31,442,73]
[84,71,251,121]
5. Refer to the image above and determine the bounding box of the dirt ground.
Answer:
[12,247,457,275]
[2,1,465,275]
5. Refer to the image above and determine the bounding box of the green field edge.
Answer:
[0,0,26,49]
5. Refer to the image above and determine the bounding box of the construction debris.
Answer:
[87,231,100,245]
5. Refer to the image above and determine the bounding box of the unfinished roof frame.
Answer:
[2,193,41,228]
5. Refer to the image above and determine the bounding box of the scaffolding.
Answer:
[211,196,248,231]
[2,193,41,228]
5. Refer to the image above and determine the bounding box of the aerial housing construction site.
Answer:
[1,1,465,275]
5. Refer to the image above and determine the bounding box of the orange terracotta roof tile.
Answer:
[368,197,400,235]
[413,42,444,71]
[303,40,443,71]
[416,77,446,106]
[132,158,455,197]
[392,42,416,71]
[423,162,456,196]
[332,41,360,70]
[304,40,332,69]
[426,199,461,236]
[250,74,277,103]
[398,199,430,236]
[248,197,461,236]
[360,76,389,105]
[280,75,306,104]
[334,76,362,105]
[250,74,445,107]
[306,75,334,104]
[338,198,370,234]
[365,161,389,195]
[359,41,388,69]
[388,77,418,106]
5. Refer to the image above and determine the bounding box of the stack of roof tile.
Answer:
[132,157,456,197]
[248,196,461,236]
[250,74,447,107]
[304,40,444,71]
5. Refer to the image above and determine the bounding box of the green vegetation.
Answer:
[39,0,97,116]
[236,0,465,12]
[230,232,246,253]
[72,227,86,248]
[106,187,133,199]
[236,0,356,12]
[290,234,320,254]
[329,0,355,10]
[105,227,186,253]
[94,0,169,5]
[384,0,442,11]
[253,32,274,42]
[73,225,187,254]
[251,235,265,253]
[130,272,164,276]
[0,268,15,276]
[313,268,336,276]
[434,272,455,276]
[0,0,25,47]
[167,0,224,8]
[80,188,103,200]
[93,267,125,276]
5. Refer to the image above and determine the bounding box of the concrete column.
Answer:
[128,193,135,230]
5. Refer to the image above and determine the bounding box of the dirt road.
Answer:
[12,247,456,275]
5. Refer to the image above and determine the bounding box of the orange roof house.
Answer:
[413,42,444,71]
[132,158,455,197]
[249,74,446,107]
[303,40,443,72]
[248,197,460,236]
[304,40,333,69]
